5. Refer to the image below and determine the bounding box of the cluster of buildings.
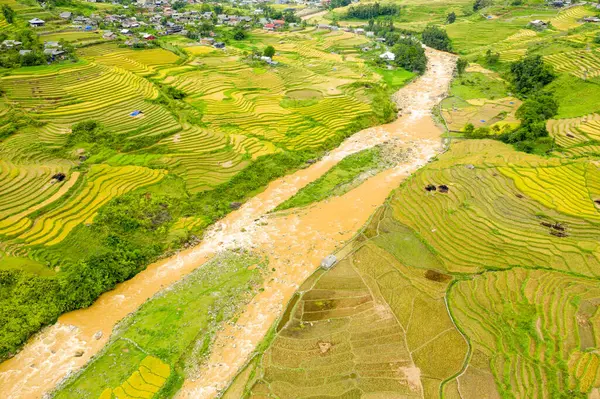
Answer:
[529,13,600,30]
[315,24,379,38]
[0,39,66,59]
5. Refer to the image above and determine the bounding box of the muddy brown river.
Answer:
[0,47,456,399]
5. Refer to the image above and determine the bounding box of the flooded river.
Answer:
[0,47,456,398]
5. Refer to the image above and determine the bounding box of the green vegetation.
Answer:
[0,26,405,360]
[393,37,427,73]
[422,25,453,52]
[509,55,556,95]
[262,44,275,58]
[373,66,415,90]
[447,11,457,24]
[275,147,385,211]
[2,4,15,23]
[345,2,400,20]
[54,251,265,399]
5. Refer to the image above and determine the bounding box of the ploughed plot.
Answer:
[225,207,468,398]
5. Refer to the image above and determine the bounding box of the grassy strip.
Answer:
[53,251,264,399]
[274,147,384,212]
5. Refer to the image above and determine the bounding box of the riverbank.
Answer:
[0,47,457,399]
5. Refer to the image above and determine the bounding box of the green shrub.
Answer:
[422,25,453,52]
[393,38,427,74]
[510,55,556,95]
[263,45,275,58]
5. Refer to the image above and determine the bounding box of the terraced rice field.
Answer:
[1,164,165,247]
[545,49,600,79]
[547,113,600,155]
[389,140,600,277]
[226,216,468,398]
[227,138,600,398]
[41,31,103,45]
[449,268,600,398]
[0,29,387,271]
[442,97,521,131]
[550,5,589,31]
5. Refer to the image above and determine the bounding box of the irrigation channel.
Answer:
[0,47,457,399]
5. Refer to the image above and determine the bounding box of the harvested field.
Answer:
[227,138,600,398]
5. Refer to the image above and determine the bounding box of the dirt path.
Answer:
[299,9,328,21]
[0,48,456,399]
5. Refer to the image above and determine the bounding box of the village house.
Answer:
[529,20,548,29]
[102,31,117,40]
[166,25,183,34]
[44,41,61,49]
[59,11,72,20]
[29,18,45,28]
[1,40,22,49]
[125,38,140,46]
[380,51,395,61]
[44,48,65,57]
[583,16,600,23]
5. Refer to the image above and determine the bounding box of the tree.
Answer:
[473,0,490,11]
[392,38,427,74]
[446,11,456,24]
[233,29,246,41]
[510,55,555,95]
[283,10,299,23]
[515,92,558,128]
[263,45,275,58]
[484,49,500,65]
[346,3,400,19]
[421,25,452,52]
[464,123,475,135]
[499,92,558,148]
[329,0,351,9]
[2,5,15,24]
[456,57,468,76]
[172,0,186,10]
